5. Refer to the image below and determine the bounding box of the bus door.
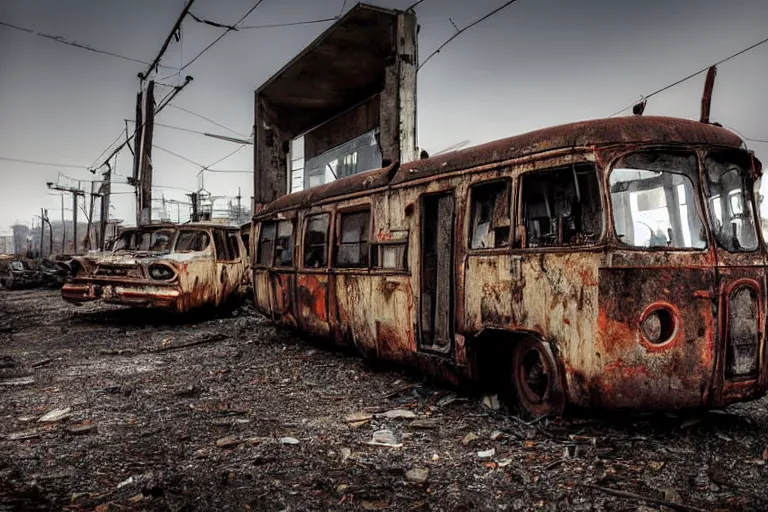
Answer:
[419,192,455,353]
[704,151,767,404]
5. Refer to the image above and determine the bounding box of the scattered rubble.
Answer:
[1,289,768,511]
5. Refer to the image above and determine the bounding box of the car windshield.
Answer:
[113,229,176,253]
[610,151,707,249]
[704,152,759,252]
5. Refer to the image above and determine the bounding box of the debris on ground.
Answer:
[1,289,768,511]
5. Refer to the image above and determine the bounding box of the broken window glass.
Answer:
[610,152,706,249]
[175,231,210,253]
[336,211,370,268]
[258,222,276,266]
[213,229,232,261]
[227,232,241,260]
[470,181,511,249]
[303,214,329,268]
[274,221,294,267]
[704,152,759,252]
[521,164,603,247]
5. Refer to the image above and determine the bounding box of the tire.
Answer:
[511,337,565,418]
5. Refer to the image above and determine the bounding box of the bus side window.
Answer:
[303,214,330,268]
[227,232,241,260]
[520,164,603,247]
[275,221,294,267]
[335,210,370,268]
[470,180,511,249]
[258,222,276,266]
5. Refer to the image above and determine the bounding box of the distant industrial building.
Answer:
[0,233,13,255]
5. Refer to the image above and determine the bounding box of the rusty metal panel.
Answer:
[296,273,331,338]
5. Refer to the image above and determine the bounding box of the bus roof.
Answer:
[257,116,746,217]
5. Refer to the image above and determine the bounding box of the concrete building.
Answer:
[253,3,418,208]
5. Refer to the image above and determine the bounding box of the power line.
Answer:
[179,0,266,71]
[0,20,174,68]
[166,103,246,136]
[239,17,338,29]
[745,137,768,144]
[406,0,429,11]
[154,145,206,168]
[143,0,197,78]
[89,129,128,169]
[610,35,768,117]
[339,0,348,17]
[417,0,521,72]
[203,145,249,171]
[0,156,88,169]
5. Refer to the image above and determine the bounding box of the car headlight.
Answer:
[148,264,175,281]
[640,306,676,345]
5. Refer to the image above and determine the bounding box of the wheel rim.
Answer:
[518,347,550,405]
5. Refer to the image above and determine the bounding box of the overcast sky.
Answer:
[1,0,766,233]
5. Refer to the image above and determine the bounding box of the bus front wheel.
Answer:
[511,338,565,418]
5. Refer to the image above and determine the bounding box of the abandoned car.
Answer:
[252,116,768,416]
[61,223,248,312]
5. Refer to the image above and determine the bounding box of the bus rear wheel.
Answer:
[511,338,564,418]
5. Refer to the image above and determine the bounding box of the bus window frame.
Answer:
[515,162,607,252]
[302,212,332,270]
[605,149,709,252]
[467,177,513,254]
[333,206,372,270]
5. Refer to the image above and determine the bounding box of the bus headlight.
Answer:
[641,306,676,345]
[148,264,175,281]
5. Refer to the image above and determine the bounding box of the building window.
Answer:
[258,222,276,266]
[303,214,329,268]
[336,210,370,268]
[470,180,511,249]
[521,164,603,247]
[275,221,294,267]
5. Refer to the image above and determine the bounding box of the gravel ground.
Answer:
[1,289,768,512]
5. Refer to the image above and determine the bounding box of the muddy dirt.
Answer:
[1,289,768,511]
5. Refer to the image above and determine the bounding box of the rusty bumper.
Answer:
[62,281,182,310]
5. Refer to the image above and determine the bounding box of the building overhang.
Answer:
[255,3,402,135]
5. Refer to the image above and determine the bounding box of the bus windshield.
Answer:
[704,152,759,252]
[610,151,706,249]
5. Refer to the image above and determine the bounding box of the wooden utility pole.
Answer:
[139,81,156,226]
[39,209,45,259]
[72,193,78,253]
[60,194,66,253]
[132,89,144,227]
[98,164,112,249]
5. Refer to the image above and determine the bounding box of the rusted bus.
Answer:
[61,223,248,313]
[252,116,768,415]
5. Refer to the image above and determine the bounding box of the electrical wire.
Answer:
[0,156,88,169]
[405,0,428,11]
[0,20,176,68]
[165,104,246,136]
[154,145,206,168]
[239,17,338,29]
[179,0,266,71]
[89,129,128,169]
[610,35,768,117]
[339,0,348,17]
[745,137,768,144]
[418,0,521,72]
